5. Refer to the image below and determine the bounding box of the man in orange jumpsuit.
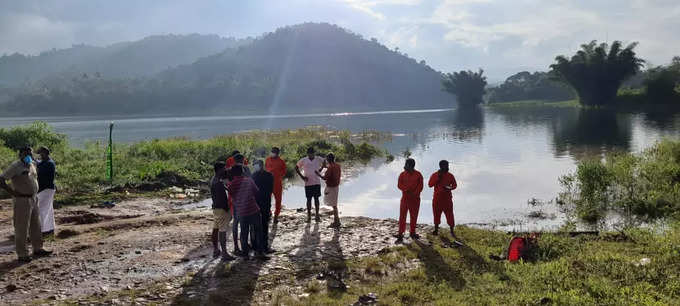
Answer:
[396,158,423,243]
[428,160,458,237]
[265,147,286,223]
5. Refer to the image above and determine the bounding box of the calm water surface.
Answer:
[2,107,679,230]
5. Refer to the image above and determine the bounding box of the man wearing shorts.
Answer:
[210,162,235,261]
[316,153,341,228]
[295,147,324,222]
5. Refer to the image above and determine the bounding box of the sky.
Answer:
[1,0,679,82]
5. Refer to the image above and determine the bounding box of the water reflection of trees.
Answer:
[640,110,680,130]
[551,109,632,159]
[490,107,633,159]
[364,109,485,153]
[447,107,484,142]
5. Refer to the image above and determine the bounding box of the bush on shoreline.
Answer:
[558,139,680,227]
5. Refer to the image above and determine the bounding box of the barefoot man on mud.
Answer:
[396,158,423,244]
[0,146,52,262]
[296,147,324,223]
[428,160,458,238]
[315,153,341,228]
[210,162,235,261]
[265,147,286,224]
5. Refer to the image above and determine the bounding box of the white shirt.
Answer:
[297,156,324,186]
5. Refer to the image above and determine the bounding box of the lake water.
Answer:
[2,107,679,231]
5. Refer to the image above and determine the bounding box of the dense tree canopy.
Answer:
[550,41,644,106]
[488,71,575,103]
[643,56,680,104]
[442,69,487,107]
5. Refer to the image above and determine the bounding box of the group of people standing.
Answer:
[0,146,57,262]
[0,144,457,263]
[396,158,458,243]
[210,146,341,261]
[210,145,458,261]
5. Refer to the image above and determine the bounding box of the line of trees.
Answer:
[487,71,575,103]
[445,41,679,107]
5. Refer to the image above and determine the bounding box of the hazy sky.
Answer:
[1,0,678,81]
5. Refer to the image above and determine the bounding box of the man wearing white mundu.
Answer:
[36,146,57,235]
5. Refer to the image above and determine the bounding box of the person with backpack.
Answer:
[396,158,423,243]
[428,160,458,237]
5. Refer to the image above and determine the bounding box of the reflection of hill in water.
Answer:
[489,107,634,159]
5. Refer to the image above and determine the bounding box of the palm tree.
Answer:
[550,41,644,106]
[442,69,487,107]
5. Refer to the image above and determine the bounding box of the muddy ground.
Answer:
[0,197,430,305]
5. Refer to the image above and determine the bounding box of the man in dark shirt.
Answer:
[251,160,275,253]
[210,162,235,261]
[36,147,56,235]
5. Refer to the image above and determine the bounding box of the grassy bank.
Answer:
[275,224,680,305]
[0,122,390,205]
[487,99,580,108]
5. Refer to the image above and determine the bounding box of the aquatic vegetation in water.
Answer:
[558,139,680,227]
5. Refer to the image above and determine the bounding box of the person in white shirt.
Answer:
[295,147,324,222]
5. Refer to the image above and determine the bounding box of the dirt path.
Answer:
[0,198,427,305]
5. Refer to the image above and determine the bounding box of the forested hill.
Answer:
[0,34,248,86]
[158,23,453,112]
[1,23,454,116]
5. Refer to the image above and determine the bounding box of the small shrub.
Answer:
[0,121,67,151]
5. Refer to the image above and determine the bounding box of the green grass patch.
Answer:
[285,225,680,305]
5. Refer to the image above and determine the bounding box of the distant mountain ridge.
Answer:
[0,34,250,86]
[1,23,455,115]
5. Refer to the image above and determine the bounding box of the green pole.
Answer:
[106,122,114,182]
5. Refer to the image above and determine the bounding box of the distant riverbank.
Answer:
[487,99,579,108]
